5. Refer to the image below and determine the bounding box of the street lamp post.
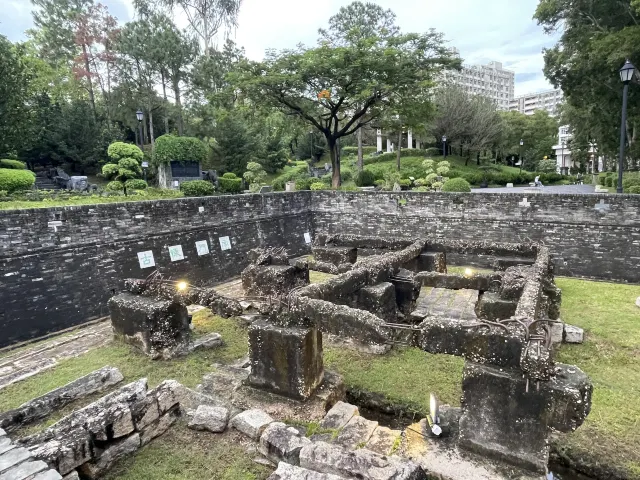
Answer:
[519,139,524,172]
[618,60,636,193]
[136,110,144,150]
[442,135,447,159]
[309,131,314,162]
[561,141,566,175]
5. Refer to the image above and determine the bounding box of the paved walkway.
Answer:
[472,184,597,194]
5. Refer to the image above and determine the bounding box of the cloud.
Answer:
[1,0,560,96]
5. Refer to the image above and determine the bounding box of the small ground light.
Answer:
[427,393,442,436]
[464,268,474,277]
[176,281,188,291]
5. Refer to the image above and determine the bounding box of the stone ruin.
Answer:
[108,272,242,359]
[239,235,593,475]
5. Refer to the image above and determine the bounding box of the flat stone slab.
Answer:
[365,426,402,456]
[334,415,378,450]
[259,422,311,466]
[564,324,584,344]
[0,460,48,480]
[267,462,344,480]
[188,405,229,433]
[319,402,358,430]
[411,288,479,323]
[190,333,223,352]
[231,409,274,441]
[31,472,62,480]
[0,439,13,456]
[0,448,31,475]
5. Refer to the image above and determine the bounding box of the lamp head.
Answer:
[620,59,636,84]
[136,109,143,122]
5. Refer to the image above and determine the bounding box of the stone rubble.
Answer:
[230,409,275,441]
[564,324,584,344]
[258,422,311,466]
[0,433,61,480]
[188,405,229,433]
[267,462,344,480]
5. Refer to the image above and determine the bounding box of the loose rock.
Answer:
[259,422,311,466]
[267,462,344,480]
[564,324,584,344]
[188,405,229,433]
[231,409,274,440]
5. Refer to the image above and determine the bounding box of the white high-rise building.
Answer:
[441,60,515,111]
[509,89,564,116]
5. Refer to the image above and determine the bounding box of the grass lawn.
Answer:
[0,275,638,478]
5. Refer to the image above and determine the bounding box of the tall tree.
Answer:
[235,2,458,187]
[0,36,28,157]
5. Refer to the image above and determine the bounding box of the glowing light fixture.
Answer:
[177,281,188,291]
[464,268,474,277]
[427,393,442,436]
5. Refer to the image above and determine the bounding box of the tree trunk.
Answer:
[161,71,170,135]
[396,130,402,171]
[82,44,96,117]
[148,107,155,148]
[173,77,184,136]
[329,137,341,188]
[357,127,363,172]
[477,151,481,166]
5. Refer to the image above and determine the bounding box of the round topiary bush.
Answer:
[627,185,640,194]
[355,170,375,187]
[0,168,35,193]
[441,177,471,192]
[0,159,26,170]
[218,175,242,193]
[107,142,143,162]
[180,180,215,197]
[222,172,238,179]
[105,181,125,192]
[125,179,148,191]
[310,182,326,191]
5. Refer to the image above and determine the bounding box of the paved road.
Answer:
[471,184,598,194]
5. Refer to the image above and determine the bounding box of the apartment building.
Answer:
[441,60,515,111]
[509,89,564,116]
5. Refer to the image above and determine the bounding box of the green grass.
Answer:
[103,424,272,480]
[0,312,248,413]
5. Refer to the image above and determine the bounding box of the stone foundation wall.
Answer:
[0,193,312,347]
[311,191,640,282]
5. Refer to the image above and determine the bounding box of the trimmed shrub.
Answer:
[125,179,148,190]
[537,159,558,173]
[342,146,378,156]
[606,176,615,187]
[622,172,640,189]
[271,165,309,191]
[399,179,411,187]
[598,173,608,186]
[107,142,143,162]
[105,181,124,192]
[180,180,215,197]
[0,159,26,169]
[153,135,208,165]
[424,147,440,156]
[355,170,376,187]
[310,182,326,191]
[627,185,640,194]
[339,185,359,191]
[341,169,354,182]
[413,186,429,192]
[0,168,35,193]
[222,172,238,179]
[374,179,385,187]
[363,149,431,166]
[295,178,314,190]
[218,176,242,194]
[441,177,471,192]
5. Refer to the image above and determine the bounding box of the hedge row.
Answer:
[342,146,378,156]
[180,180,215,197]
[153,135,208,165]
[219,173,242,193]
[0,159,27,170]
[0,168,35,193]
[363,149,431,165]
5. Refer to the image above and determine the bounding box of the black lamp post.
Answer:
[618,60,636,193]
[309,131,314,161]
[136,109,144,150]
[442,135,447,159]
[519,139,524,172]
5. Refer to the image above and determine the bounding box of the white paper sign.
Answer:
[196,240,210,256]
[168,245,185,262]
[304,232,312,244]
[137,251,155,269]
[219,236,232,251]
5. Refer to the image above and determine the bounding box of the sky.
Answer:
[2,0,560,97]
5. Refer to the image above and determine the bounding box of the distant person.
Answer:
[576,173,583,185]
[535,175,544,187]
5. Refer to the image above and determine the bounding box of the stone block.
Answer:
[109,293,191,359]
[334,415,378,450]
[61,472,79,480]
[267,462,344,480]
[189,333,223,353]
[299,442,427,480]
[1,367,123,434]
[31,472,62,480]
[258,422,311,466]
[415,271,503,292]
[78,433,140,479]
[248,321,324,401]
[230,409,274,441]
[312,246,357,266]
[550,320,564,344]
[355,283,397,321]
[241,264,309,297]
[188,405,229,433]
[29,434,92,476]
[140,408,179,447]
[564,324,584,344]
[499,266,529,300]
[418,317,524,368]
[416,252,446,273]
[365,426,402,456]
[319,402,358,430]
[0,460,48,480]
[391,270,421,315]
[475,292,518,321]
[459,361,592,474]
[0,439,13,456]
[0,448,31,475]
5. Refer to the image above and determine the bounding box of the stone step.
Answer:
[334,415,378,450]
[319,401,358,430]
